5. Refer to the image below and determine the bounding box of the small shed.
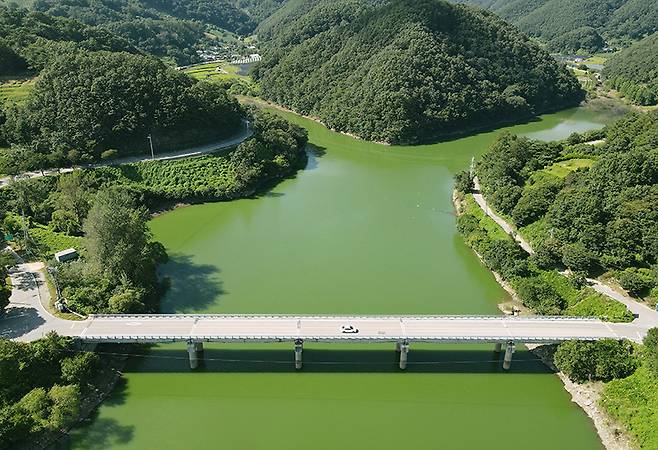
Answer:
[55,248,78,263]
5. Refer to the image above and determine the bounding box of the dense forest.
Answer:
[457,0,658,52]
[475,111,658,304]
[0,333,103,449]
[0,50,243,170]
[0,0,283,64]
[604,32,658,106]
[0,5,136,76]
[254,0,583,144]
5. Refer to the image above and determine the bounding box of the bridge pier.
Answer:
[494,342,502,353]
[399,342,410,370]
[294,339,303,370]
[503,341,515,370]
[187,342,204,370]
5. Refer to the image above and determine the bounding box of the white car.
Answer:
[340,325,359,334]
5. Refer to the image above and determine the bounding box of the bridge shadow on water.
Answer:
[120,346,555,375]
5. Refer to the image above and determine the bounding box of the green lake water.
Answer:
[58,105,621,450]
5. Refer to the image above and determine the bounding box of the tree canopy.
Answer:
[0,333,98,450]
[476,111,658,303]
[604,32,658,106]
[0,4,136,76]
[1,50,243,168]
[458,0,658,52]
[254,0,583,144]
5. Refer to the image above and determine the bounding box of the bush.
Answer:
[60,352,100,386]
[515,276,565,315]
[100,149,119,160]
[454,170,473,194]
[554,340,638,383]
[617,268,657,297]
[645,328,658,377]
[561,242,598,274]
[530,239,562,269]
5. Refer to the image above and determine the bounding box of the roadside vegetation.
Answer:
[455,193,632,321]
[553,329,658,449]
[0,249,11,311]
[473,111,658,307]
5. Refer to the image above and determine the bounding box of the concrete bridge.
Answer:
[2,262,651,371]
[58,314,648,370]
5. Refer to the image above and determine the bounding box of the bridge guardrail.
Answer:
[87,314,602,321]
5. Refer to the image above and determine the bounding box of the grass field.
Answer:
[183,62,250,82]
[0,78,35,104]
[28,225,84,259]
[539,158,594,179]
[583,55,607,65]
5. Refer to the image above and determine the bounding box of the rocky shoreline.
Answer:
[452,189,636,450]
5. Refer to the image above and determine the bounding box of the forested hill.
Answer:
[253,0,584,144]
[604,32,658,106]
[0,0,286,64]
[0,5,136,76]
[457,0,658,53]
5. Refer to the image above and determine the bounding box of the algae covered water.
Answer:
[58,106,617,449]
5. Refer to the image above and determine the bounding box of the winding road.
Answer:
[0,124,252,188]
[471,178,658,331]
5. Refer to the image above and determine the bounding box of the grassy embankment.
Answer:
[600,361,658,449]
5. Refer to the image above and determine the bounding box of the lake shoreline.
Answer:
[240,96,589,146]
[19,346,129,450]
[452,189,635,450]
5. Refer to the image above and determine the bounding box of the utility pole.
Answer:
[147,134,155,160]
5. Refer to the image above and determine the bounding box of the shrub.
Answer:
[617,268,657,297]
[645,328,658,377]
[100,149,119,160]
[561,242,598,274]
[515,276,565,315]
[454,170,473,194]
[554,340,638,383]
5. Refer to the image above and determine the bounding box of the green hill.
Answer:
[254,0,584,144]
[457,0,658,52]
[604,32,658,106]
[0,0,286,64]
[0,5,136,76]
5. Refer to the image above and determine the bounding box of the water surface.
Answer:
[59,105,618,450]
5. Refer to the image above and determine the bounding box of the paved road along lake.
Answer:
[58,105,620,449]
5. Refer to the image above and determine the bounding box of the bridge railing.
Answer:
[87,314,602,321]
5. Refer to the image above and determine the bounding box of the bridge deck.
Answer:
[68,315,646,344]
